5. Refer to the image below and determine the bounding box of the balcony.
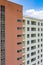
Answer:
[22,27,25,33]
[22,55,25,60]
[22,41,25,47]
[22,34,25,40]
[22,48,25,53]
[22,62,25,65]
[23,19,25,26]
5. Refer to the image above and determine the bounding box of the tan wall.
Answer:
[0,0,23,65]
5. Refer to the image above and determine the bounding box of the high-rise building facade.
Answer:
[0,0,23,65]
[0,0,43,65]
[22,16,43,65]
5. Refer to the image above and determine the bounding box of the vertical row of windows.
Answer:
[1,5,5,65]
[17,19,22,62]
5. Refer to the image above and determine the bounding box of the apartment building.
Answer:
[0,0,23,65]
[22,16,43,65]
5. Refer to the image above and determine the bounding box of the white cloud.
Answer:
[24,9,43,19]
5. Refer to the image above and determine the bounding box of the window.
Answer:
[38,28,40,31]
[17,57,22,60]
[31,28,36,31]
[38,39,40,42]
[31,51,36,56]
[41,59,42,62]
[17,19,22,22]
[38,45,40,48]
[17,49,22,53]
[27,47,29,51]
[27,34,29,38]
[32,63,36,65]
[41,44,42,47]
[41,28,43,31]
[41,33,43,36]
[27,41,29,45]
[38,50,40,53]
[31,46,36,50]
[31,57,36,62]
[17,35,22,37]
[41,49,42,52]
[17,42,22,45]
[41,54,42,57]
[1,5,5,65]
[27,54,29,58]
[41,23,43,26]
[17,27,22,30]
[31,40,36,43]
[27,20,29,24]
[41,39,43,41]
[31,34,36,37]
[38,33,40,36]
[27,60,29,64]
[31,21,36,25]
[38,61,39,64]
[27,27,29,31]
[38,22,40,25]
[38,56,39,59]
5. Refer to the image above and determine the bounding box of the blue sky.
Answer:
[9,0,43,19]
[10,0,43,10]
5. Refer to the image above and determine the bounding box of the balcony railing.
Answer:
[22,41,25,47]
[22,48,25,53]
[22,55,25,60]
[23,19,25,25]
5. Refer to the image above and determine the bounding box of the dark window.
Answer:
[17,27,22,30]
[41,28,43,31]
[31,57,36,62]
[41,23,43,26]
[41,33,42,36]
[27,20,29,24]
[17,35,22,37]
[31,34,36,37]
[41,49,42,52]
[38,28,40,31]
[31,21,36,25]
[27,60,29,64]
[17,57,22,60]
[27,27,29,31]
[38,22,40,25]
[31,46,36,50]
[32,63,36,65]
[41,39,43,41]
[27,47,29,51]
[41,59,42,62]
[27,54,29,58]
[17,49,22,53]
[17,42,22,45]
[38,50,39,53]
[41,44,42,47]
[27,34,29,38]
[38,45,40,48]
[31,51,36,56]
[38,61,39,64]
[38,34,40,36]
[31,28,36,31]
[17,19,22,22]
[38,39,40,42]
[1,5,5,65]
[27,41,29,45]
[38,56,39,59]
[31,40,36,43]
[41,54,42,57]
